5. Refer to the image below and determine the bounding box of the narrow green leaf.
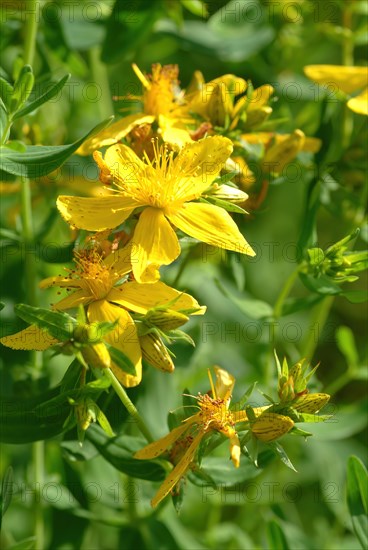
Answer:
[0,117,114,177]
[216,279,273,319]
[336,326,359,369]
[268,441,297,472]
[347,455,368,549]
[86,426,166,482]
[15,304,76,341]
[199,196,248,214]
[299,272,341,295]
[7,537,36,550]
[0,466,13,528]
[267,520,290,550]
[108,345,136,376]
[13,74,71,120]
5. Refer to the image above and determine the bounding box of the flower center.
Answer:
[198,394,234,432]
[71,249,116,300]
[143,64,180,117]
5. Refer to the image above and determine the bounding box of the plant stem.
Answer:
[324,369,353,396]
[300,295,334,361]
[89,47,114,120]
[105,368,154,442]
[341,4,354,149]
[273,266,300,320]
[20,177,38,306]
[23,0,40,66]
[33,440,45,549]
[22,6,43,546]
[265,266,300,384]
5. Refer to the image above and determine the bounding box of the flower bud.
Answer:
[251,412,294,442]
[293,393,330,414]
[81,342,111,370]
[139,333,174,372]
[144,309,189,331]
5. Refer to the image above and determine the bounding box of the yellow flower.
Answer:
[77,63,193,155]
[304,65,368,116]
[187,72,274,131]
[38,245,205,387]
[57,136,255,283]
[134,367,247,507]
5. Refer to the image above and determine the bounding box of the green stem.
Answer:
[300,295,334,361]
[105,368,154,442]
[89,47,114,120]
[20,177,38,307]
[273,267,300,319]
[341,4,354,149]
[171,245,196,287]
[22,7,43,543]
[265,266,300,384]
[33,440,45,549]
[23,0,40,66]
[324,368,353,396]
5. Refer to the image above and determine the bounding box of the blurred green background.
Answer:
[0,1,367,549]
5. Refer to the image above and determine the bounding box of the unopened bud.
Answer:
[81,342,111,369]
[144,309,189,331]
[139,333,174,372]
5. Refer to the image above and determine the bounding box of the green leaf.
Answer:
[0,117,113,177]
[341,290,368,303]
[7,537,36,550]
[336,326,359,369]
[101,0,161,63]
[0,466,13,528]
[86,425,167,482]
[0,387,72,443]
[107,345,136,377]
[347,456,368,549]
[12,74,70,120]
[15,304,76,341]
[0,77,14,110]
[190,450,275,487]
[182,0,208,17]
[307,247,325,266]
[299,272,341,295]
[268,441,297,472]
[200,196,248,214]
[216,279,273,319]
[281,294,323,316]
[267,520,290,550]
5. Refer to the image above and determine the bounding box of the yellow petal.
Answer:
[172,136,233,201]
[131,207,180,283]
[39,276,82,290]
[103,245,132,277]
[304,65,368,94]
[252,413,294,442]
[248,84,274,111]
[1,325,58,350]
[108,281,204,315]
[52,289,91,311]
[103,143,147,192]
[347,88,368,116]
[214,366,235,402]
[57,195,137,231]
[76,114,155,156]
[87,301,142,387]
[160,124,193,150]
[229,431,241,468]
[134,418,198,459]
[168,202,255,256]
[151,430,205,508]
